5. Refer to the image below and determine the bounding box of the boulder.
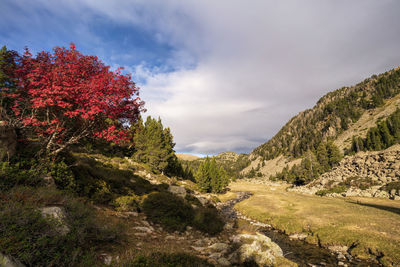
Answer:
[40,206,70,235]
[208,243,230,253]
[0,253,25,267]
[0,125,17,161]
[232,233,283,266]
[168,185,187,198]
[217,257,231,266]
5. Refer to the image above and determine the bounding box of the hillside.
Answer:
[243,66,400,182]
[176,153,201,161]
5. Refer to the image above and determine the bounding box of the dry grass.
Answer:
[230,181,400,266]
[217,191,238,202]
[176,153,201,161]
[241,154,302,177]
[335,93,400,151]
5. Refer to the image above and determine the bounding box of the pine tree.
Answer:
[316,142,330,171]
[133,116,179,174]
[327,142,342,167]
[195,156,229,193]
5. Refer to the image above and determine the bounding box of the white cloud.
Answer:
[4,0,400,154]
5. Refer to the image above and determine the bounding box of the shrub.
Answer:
[192,205,225,235]
[112,195,139,212]
[0,160,43,190]
[142,192,194,232]
[0,187,123,266]
[124,252,213,267]
[380,181,400,193]
[316,185,348,196]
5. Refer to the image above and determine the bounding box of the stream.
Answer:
[218,192,378,267]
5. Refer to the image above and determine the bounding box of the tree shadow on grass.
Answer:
[347,200,400,216]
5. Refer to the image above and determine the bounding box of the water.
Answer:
[220,192,380,267]
[259,227,377,267]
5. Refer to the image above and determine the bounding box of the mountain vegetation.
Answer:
[350,108,400,153]
[0,45,230,266]
[132,116,188,177]
[194,156,229,193]
[0,44,144,157]
[253,67,400,161]
[271,142,342,185]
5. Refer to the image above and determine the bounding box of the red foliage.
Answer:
[5,43,144,155]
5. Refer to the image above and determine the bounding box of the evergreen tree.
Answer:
[133,116,180,174]
[316,142,329,171]
[195,156,229,193]
[327,142,342,167]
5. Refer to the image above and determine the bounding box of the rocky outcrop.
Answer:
[168,185,187,198]
[290,146,400,198]
[0,124,17,161]
[40,206,70,235]
[230,233,283,266]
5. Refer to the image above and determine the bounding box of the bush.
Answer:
[112,195,139,212]
[316,185,348,196]
[0,187,123,266]
[124,252,213,267]
[142,192,194,232]
[380,181,400,194]
[192,205,224,235]
[0,160,44,190]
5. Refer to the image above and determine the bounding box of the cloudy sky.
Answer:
[1,0,400,155]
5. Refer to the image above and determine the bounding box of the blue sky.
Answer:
[1,0,400,155]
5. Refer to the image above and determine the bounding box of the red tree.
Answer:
[3,44,144,156]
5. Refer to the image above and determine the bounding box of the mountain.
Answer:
[242,66,400,183]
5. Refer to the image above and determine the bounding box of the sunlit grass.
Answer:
[230,181,400,266]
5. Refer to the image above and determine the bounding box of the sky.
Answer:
[1,0,400,156]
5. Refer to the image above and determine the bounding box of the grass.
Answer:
[230,181,400,266]
[217,191,238,202]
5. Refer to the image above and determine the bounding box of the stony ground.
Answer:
[290,145,400,199]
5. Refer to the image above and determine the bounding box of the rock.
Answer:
[390,189,397,196]
[232,233,283,266]
[0,253,25,267]
[165,235,175,240]
[223,222,234,230]
[134,233,147,237]
[0,125,17,161]
[134,226,153,233]
[289,233,308,240]
[168,185,187,198]
[217,257,231,266]
[191,246,206,252]
[208,243,230,253]
[209,253,222,260]
[194,239,205,246]
[196,196,209,206]
[374,190,389,198]
[43,175,56,188]
[100,254,113,265]
[40,206,70,235]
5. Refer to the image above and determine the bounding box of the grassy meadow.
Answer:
[226,181,400,266]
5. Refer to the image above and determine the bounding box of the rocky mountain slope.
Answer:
[290,144,400,198]
[242,67,400,179]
